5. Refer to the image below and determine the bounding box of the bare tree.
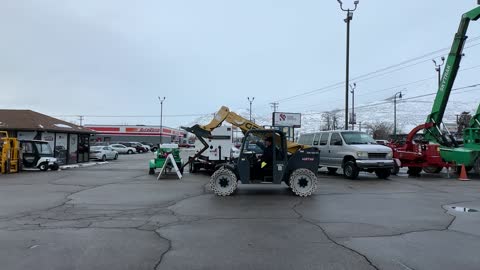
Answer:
[364,121,393,140]
[321,111,343,130]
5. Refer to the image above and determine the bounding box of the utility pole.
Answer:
[78,115,84,126]
[433,57,445,88]
[337,0,359,130]
[349,83,357,130]
[158,96,166,145]
[270,102,279,112]
[247,97,255,121]
[393,91,403,139]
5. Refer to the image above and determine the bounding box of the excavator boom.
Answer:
[183,106,306,154]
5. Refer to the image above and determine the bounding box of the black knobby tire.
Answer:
[149,168,155,175]
[50,163,59,171]
[39,162,48,171]
[423,166,443,174]
[343,161,360,180]
[375,169,391,179]
[210,167,238,196]
[289,168,318,197]
[327,167,338,174]
[102,155,107,162]
[407,167,422,177]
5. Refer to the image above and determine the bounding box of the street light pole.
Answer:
[247,97,255,121]
[158,96,166,145]
[337,0,359,130]
[350,83,356,130]
[433,57,445,88]
[393,91,403,139]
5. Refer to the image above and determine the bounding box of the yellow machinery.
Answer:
[0,131,20,174]
[184,106,306,153]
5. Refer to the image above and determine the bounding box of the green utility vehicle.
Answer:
[148,144,184,175]
[422,6,480,172]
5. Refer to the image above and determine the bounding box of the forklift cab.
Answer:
[237,130,287,184]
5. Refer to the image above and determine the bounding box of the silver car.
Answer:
[298,131,394,179]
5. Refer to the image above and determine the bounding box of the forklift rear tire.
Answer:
[210,167,238,196]
[39,162,48,171]
[343,161,360,180]
[289,168,318,197]
[149,168,155,175]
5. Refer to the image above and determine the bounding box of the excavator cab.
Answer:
[210,129,320,197]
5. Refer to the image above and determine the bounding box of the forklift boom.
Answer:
[424,6,480,145]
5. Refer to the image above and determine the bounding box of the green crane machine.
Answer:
[423,5,480,173]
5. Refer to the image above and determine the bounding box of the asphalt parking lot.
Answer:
[1,153,480,270]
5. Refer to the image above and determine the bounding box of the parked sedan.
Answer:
[119,142,147,153]
[90,146,119,161]
[109,144,137,154]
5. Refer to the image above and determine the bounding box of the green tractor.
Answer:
[149,144,184,176]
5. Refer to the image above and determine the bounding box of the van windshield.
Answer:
[341,132,377,145]
[35,142,53,155]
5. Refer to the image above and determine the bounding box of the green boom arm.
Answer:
[424,6,480,145]
[469,104,480,129]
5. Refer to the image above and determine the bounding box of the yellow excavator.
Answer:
[184,106,306,154]
[0,131,20,174]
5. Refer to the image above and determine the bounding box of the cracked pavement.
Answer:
[1,154,480,269]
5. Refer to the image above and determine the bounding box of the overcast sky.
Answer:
[1,0,479,127]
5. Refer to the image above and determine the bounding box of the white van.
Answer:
[298,130,394,179]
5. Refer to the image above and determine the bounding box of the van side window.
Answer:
[330,133,342,146]
[313,133,320,145]
[319,134,328,145]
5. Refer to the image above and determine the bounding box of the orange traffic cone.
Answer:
[458,164,470,181]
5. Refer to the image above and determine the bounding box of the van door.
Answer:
[328,133,344,167]
[317,133,329,165]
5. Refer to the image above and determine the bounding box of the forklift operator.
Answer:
[259,136,274,167]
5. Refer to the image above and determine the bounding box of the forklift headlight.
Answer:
[356,151,368,158]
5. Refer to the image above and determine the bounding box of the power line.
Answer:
[274,37,480,103]
[54,113,211,118]
[302,83,480,115]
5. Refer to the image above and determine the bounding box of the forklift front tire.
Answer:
[149,168,155,175]
[210,167,238,196]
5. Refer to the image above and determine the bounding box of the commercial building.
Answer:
[85,125,187,145]
[0,110,93,164]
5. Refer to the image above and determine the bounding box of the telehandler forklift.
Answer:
[183,106,319,197]
[0,131,20,174]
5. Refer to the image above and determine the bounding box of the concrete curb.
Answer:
[59,161,109,170]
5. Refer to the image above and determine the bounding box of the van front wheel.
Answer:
[343,161,359,180]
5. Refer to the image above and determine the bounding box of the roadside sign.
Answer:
[272,112,301,128]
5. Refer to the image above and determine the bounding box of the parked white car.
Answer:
[109,144,137,154]
[90,146,118,161]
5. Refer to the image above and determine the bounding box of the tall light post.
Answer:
[158,96,166,145]
[247,97,255,121]
[349,83,357,130]
[337,0,359,130]
[393,91,403,139]
[433,56,445,88]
